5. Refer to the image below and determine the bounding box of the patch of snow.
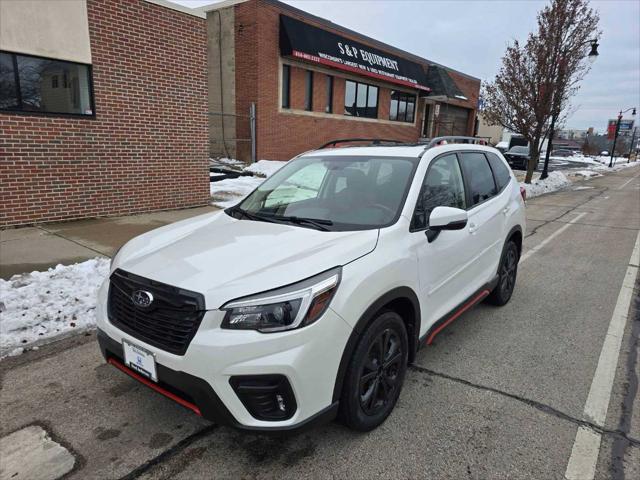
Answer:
[210,160,287,208]
[520,171,571,199]
[572,170,602,178]
[495,141,508,150]
[211,157,243,166]
[0,258,110,358]
[244,160,286,178]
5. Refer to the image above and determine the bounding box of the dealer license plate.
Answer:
[123,340,158,382]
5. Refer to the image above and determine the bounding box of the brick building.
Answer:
[1,0,209,227]
[205,0,481,162]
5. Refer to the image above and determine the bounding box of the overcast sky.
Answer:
[174,0,639,132]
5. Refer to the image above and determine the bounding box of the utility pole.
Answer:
[610,107,636,168]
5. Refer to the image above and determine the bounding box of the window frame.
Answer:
[281,64,291,109]
[304,70,313,111]
[485,151,512,194]
[344,79,379,119]
[389,90,416,123]
[0,50,96,119]
[409,152,467,232]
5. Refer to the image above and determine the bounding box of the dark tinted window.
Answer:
[0,52,18,109]
[412,154,466,230]
[304,70,313,111]
[281,65,290,108]
[325,75,333,113]
[486,152,511,191]
[0,51,93,115]
[389,91,416,123]
[344,80,378,118]
[459,152,498,207]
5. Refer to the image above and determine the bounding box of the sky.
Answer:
[173,0,640,132]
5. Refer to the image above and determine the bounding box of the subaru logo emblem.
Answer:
[132,290,154,308]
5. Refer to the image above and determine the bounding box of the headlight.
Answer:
[221,267,341,333]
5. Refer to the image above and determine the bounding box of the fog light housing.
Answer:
[229,375,297,421]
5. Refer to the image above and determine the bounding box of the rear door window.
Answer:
[458,152,498,207]
[486,152,512,191]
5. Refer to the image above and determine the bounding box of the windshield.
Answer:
[508,146,529,154]
[230,156,418,231]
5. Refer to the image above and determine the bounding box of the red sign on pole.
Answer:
[607,120,617,140]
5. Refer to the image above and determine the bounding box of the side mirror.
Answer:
[426,206,468,242]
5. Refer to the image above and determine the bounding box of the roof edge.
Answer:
[144,0,206,18]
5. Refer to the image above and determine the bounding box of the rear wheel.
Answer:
[340,311,408,431]
[488,240,519,306]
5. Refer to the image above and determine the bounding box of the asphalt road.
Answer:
[1,166,639,480]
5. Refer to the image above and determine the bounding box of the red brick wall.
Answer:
[0,0,209,227]
[233,0,480,161]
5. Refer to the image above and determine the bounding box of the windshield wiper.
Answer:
[228,207,278,224]
[272,215,333,231]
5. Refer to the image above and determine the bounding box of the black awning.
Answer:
[279,15,430,92]
[425,65,467,99]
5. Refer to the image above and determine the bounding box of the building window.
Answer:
[0,51,93,116]
[304,70,313,111]
[344,80,378,118]
[325,75,333,113]
[281,64,290,109]
[389,91,416,123]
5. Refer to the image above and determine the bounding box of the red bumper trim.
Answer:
[426,289,490,345]
[108,358,202,416]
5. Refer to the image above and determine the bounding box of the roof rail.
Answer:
[319,138,408,149]
[425,136,491,149]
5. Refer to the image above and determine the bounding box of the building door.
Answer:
[422,103,432,137]
[436,104,470,136]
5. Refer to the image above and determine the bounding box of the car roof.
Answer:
[301,143,503,159]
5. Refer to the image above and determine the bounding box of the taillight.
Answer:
[520,186,527,203]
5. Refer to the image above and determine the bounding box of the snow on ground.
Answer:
[520,171,571,199]
[0,258,110,358]
[572,170,602,179]
[210,160,286,208]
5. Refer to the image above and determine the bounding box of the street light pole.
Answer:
[609,107,637,168]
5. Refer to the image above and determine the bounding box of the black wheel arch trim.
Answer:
[332,286,421,403]
[501,225,523,268]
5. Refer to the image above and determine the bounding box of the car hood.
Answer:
[113,211,379,309]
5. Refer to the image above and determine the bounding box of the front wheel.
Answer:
[487,240,519,306]
[340,311,408,431]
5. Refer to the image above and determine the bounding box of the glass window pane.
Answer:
[15,55,92,115]
[412,154,466,229]
[389,98,398,121]
[397,99,407,122]
[344,80,356,116]
[459,152,498,207]
[0,53,18,109]
[367,85,378,118]
[281,65,290,108]
[406,99,415,122]
[356,83,367,116]
[486,152,512,190]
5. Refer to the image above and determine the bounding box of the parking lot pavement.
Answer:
[1,166,638,479]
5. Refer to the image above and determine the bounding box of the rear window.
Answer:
[486,152,512,191]
[509,146,529,154]
[458,152,497,207]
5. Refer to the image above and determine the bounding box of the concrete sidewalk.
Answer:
[0,206,218,279]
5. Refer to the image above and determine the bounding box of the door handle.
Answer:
[502,206,511,215]
[469,222,477,234]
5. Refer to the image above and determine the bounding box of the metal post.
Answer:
[628,127,637,163]
[609,113,622,168]
[250,102,256,164]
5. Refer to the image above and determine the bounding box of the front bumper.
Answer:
[95,280,349,431]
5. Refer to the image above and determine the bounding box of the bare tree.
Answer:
[482,0,600,183]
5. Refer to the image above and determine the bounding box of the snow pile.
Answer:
[210,160,287,208]
[520,171,571,199]
[0,258,110,358]
[244,160,286,178]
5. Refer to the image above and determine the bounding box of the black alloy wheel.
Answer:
[488,240,519,306]
[340,311,408,431]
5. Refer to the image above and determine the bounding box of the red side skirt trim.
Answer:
[426,289,490,345]
[108,357,202,416]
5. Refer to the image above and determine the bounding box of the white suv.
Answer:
[97,138,526,432]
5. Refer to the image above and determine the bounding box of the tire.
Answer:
[487,240,519,306]
[339,311,408,431]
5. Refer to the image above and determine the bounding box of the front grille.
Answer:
[107,269,205,355]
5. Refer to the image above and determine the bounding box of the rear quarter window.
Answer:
[486,152,512,191]
[458,152,498,207]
